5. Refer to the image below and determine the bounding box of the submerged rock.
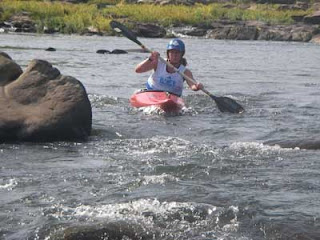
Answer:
[45,47,56,51]
[50,221,157,240]
[96,49,110,54]
[96,49,128,54]
[0,52,92,142]
[111,49,128,54]
[264,138,320,150]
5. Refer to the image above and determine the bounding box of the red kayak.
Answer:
[130,90,185,113]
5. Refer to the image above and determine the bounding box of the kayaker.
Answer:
[135,38,203,96]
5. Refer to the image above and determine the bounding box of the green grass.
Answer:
[102,3,310,25]
[0,0,312,34]
[87,0,122,5]
[0,0,113,33]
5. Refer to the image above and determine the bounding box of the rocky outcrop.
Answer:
[52,221,157,240]
[0,52,92,142]
[205,23,258,40]
[258,24,316,41]
[4,12,36,33]
[310,34,320,43]
[0,3,319,43]
[170,21,319,42]
[133,23,167,38]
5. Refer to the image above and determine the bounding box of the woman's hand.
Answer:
[135,51,159,73]
[148,51,160,64]
[191,82,203,91]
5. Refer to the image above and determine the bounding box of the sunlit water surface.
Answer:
[0,33,320,240]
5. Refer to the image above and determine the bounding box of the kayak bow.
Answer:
[130,90,185,113]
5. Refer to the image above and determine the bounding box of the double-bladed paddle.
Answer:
[110,20,244,114]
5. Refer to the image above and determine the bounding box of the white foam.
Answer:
[141,106,165,115]
[0,178,18,190]
[46,200,245,239]
[129,136,192,156]
[229,142,298,153]
[137,106,185,116]
[142,173,179,185]
[73,199,216,222]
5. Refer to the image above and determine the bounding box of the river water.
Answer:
[0,33,320,240]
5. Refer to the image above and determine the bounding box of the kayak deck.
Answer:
[130,90,185,113]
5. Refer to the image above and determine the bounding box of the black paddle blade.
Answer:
[110,20,142,46]
[211,95,244,114]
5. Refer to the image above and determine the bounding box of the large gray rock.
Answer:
[0,52,92,142]
[206,24,258,40]
[227,25,258,40]
[257,25,317,41]
[62,221,156,240]
[291,26,314,41]
[257,26,293,41]
[0,52,23,85]
[133,23,166,38]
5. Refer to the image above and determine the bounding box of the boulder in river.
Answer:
[63,221,156,240]
[111,49,128,54]
[47,220,158,240]
[45,47,56,52]
[0,52,92,142]
[96,49,111,54]
[0,52,23,85]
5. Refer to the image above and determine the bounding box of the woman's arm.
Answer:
[184,69,203,91]
[135,51,159,73]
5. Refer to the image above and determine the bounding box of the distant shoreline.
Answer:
[0,1,319,43]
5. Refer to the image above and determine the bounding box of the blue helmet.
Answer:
[166,38,185,54]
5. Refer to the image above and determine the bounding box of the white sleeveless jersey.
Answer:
[146,60,186,96]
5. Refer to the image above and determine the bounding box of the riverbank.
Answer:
[0,0,319,43]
